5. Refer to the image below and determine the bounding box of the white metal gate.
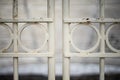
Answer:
[63,0,120,80]
[0,0,55,80]
[0,0,120,80]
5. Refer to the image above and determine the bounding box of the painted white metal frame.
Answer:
[0,0,120,80]
[63,0,120,80]
[0,0,55,80]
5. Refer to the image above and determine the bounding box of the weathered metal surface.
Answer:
[63,0,120,80]
[0,0,55,80]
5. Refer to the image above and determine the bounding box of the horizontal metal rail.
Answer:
[0,18,53,23]
[0,53,53,57]
[67,53,120,58]
[64,18,120,23]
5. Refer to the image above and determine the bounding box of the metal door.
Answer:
[0,0,55,80]
[63,0,120,80]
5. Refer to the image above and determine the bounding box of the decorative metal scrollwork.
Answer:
[0,23,13,52]
[70,23,101,53]
[18,23,49,52]
[106,23,120,53]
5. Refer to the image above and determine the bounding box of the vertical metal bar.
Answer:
[99,0,105,80]
[13,0,19,80]
[63,0,70,80]
[47,0,55,80]
[63,57,70,80]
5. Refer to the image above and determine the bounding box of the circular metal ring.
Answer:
[18,23,49,52]
[0,23,13,52]
[70,23,101,53]
[106,23,120,53]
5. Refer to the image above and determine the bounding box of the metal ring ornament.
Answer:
[106,23,120,53]
[70,23,101,53]
[0,23,13,52]
[18,23,49,52]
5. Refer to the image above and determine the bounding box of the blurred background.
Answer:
[0,0,120,80]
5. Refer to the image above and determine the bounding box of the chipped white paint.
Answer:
[63,0,120,80]
[0,0,120,80]
[0,0,55,80]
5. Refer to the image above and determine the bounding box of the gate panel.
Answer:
[63,0,120,80]
[0,0,55,80]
